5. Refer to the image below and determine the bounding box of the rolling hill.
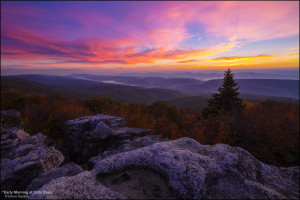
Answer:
[68,74,299,99]
[2,74,298,110]
[1,75,184,104]
[68,74,204,91]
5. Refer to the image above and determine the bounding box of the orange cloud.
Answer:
[286,47,299,51]
[211,55,276,62]
[168,53,299,70]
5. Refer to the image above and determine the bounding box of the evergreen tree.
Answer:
[202,68,244,117]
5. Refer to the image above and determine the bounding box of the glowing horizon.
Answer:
[1,1,299,73]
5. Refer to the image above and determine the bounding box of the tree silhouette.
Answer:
[202,68,244,117]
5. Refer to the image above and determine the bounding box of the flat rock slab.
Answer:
[112,127,151,138]
[65,114,126,132]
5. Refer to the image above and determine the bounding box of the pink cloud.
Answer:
[119,1,298,50]
[2,25,231,66]
[147,28,192,49]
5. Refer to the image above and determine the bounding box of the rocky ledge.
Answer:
[60,114,151,168]
[1,110,299,199]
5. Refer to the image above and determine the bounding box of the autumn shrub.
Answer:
[1,88,32,111]
[238,100,299,166]
[84,96,122,116]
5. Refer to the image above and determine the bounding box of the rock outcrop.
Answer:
[92,137,299,199]
[61,114,151,166]
[1,111,64,192]
[1,112,299,199]
[1,132,65,191]
[29,136,299,199]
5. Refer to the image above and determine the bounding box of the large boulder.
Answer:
[1,130,64,191]
[27,162,83,191]
[91,137,299,199]
[61,114,150,166]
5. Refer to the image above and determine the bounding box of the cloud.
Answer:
[177,59,200,64]
[172,53,299,69]
[212,54,276,62]
[1,27,94,61]
[285,47,299,51]
[194,1,299,42]
[1,1,299,70]
[1,26,235,66]
[147,28,192,49]
[149,1,299,43]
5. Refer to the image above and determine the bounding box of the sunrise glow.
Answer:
[1,1,299,73]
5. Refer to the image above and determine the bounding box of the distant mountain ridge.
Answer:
[68,74,204,92]
[118,70,299,80]
[1,75,183,104]
[68,74,299,99]
[194,79,299,99]
[2,74,299,110]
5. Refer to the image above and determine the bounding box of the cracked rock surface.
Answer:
[28,171,126,199]
[1,111,65,192]
[93,137,299,199]
[1,131,64,191]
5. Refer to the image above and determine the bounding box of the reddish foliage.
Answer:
[1,89,298,167]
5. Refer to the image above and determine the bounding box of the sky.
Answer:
[1,1,299,75]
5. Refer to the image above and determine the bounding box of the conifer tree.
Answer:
[202,68,244,117]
